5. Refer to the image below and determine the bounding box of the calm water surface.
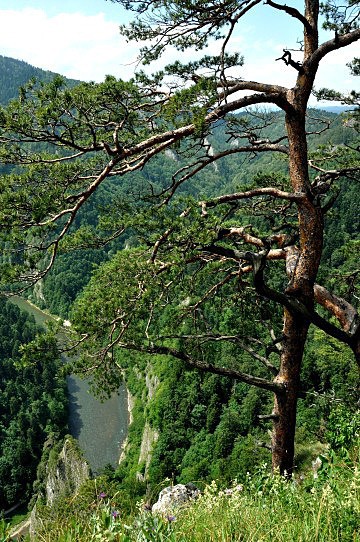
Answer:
[11,296,128,473]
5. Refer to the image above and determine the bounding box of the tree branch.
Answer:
[160,142,289,204]
[308,28,360,70]
[200,187,304,215]
[203,244,357,349]
[251,253,357,347]
[219,79,289,98]
[276,50,304,73]
[121,92,290,164]
[314,284,359,334]
[265,0,312,33]
[159,333,279,376]
[309,163,360,190]
[120,342,285,394]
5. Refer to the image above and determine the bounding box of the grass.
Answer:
[170,460,359,542]
[10,452,358,542]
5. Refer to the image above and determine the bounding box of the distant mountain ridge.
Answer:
[320,105,353,113]
[0,55,78,105]
[0,54,350,113]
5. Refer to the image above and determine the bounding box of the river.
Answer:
[10,296,129,474]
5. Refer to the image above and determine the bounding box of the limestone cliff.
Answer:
[136,422,159,482]
[29,436,90,539]
[44,437,90,506]
[136,367,160,481]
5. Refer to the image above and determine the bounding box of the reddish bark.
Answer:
[271,311,309,474]
[269,41,325,471]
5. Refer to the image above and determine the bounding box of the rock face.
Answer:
[136,422,159,482]
[135,367,160,481]
[152,483,200,516]
[29,437,90,539]
[45,437,90,506]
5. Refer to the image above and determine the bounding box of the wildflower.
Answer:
[98,492,107,499]
[112,510,120,518]
[167,515,176,522]
[224,489,233,496]
[235,484,243,492]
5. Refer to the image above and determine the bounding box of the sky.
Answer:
[0,0,358,103]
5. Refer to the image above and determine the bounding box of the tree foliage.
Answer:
[0,0,359,475]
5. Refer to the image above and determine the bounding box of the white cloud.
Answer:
[0,6,358,97]
[315,44,359,93]
[0,8,139,81]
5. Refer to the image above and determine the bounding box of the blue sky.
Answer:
[0,0,125,18]
[0,0,358,101]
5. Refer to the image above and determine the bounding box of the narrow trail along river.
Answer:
[11,296,128,474]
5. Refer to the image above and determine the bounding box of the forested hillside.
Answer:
[0,56,55,105]
[0,297,67,509]
[0,55,77,105]
[0,59,71,508]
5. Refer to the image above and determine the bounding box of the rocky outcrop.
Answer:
[44,437,90,506]
[32,279,46,304]
[29,437,90,539]
[119,391,135,464]
[145,372,159,401]
[135,366,160,481]
[152,483,200,516]
[136,422,159,482]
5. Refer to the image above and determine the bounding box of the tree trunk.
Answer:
[271,310,309,474]
[270,108,324,474]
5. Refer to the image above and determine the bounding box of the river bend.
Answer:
[11,296,128,473]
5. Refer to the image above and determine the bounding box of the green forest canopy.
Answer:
[0,297,67,509]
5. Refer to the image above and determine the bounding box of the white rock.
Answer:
[152,483,200,516]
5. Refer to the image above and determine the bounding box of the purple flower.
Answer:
[112,510,120,518]
[98,492,107,499]
[167,515,176,522]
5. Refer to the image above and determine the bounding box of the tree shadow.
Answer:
[66,375,83,439]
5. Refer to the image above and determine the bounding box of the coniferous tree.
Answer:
[0,0,358,474]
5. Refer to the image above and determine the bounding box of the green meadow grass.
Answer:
[7,453,357,542]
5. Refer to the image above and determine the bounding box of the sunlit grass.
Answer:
[22,455,359,542]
